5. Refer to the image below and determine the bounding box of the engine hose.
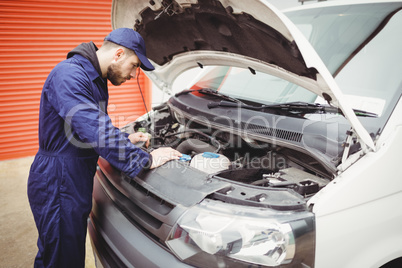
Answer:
[176,138,217,155]
[164,129,222,152]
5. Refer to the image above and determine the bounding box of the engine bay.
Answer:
[121,97,335,201]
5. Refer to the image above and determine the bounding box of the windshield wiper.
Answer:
[352,109,378,117]
[208,100,338,112]
[175,88,243,104]
[208,100,378,117]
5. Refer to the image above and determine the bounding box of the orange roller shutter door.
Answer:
[0,0,152,160]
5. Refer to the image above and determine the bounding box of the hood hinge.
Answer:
[337,129,370,172]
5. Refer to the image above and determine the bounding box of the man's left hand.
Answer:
[128,132,150,148]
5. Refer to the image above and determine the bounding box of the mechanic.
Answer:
[27,28,182,267]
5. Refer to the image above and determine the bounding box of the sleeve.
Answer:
[47,63,150,178]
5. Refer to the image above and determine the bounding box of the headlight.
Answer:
[166,199,315,267]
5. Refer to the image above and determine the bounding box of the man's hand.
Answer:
[149,147,182,169]
[128,132,150,148]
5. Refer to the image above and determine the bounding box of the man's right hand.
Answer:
[149,147,182,169]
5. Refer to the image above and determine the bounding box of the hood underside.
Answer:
[115,0,316,79]
[111,0,375,150]
[112,0,318,82]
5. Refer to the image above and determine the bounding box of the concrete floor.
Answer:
[0,156,95,268]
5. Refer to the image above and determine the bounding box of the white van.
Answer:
[88,1,402,267]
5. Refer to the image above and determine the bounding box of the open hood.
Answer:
[111,0,375,151]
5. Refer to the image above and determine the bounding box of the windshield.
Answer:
[188,3,402,133]
[191,66,317,105]
[286,3,402,118]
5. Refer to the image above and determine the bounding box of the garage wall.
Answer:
[0,0,152,161]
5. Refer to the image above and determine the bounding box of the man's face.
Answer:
[107,52,141,86]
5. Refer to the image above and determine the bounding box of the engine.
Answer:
[121,103,330,198]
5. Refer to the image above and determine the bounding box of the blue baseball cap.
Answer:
[104,28,155,71]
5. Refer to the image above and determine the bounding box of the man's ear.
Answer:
[113,48,125,62]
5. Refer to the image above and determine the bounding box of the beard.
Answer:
[107,62,129,86]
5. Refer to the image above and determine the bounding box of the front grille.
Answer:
[128,178,175,216]
[96,167,185,243]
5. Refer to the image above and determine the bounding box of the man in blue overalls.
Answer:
[27,28,181,267]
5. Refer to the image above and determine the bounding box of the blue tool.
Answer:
[179,154,191,161]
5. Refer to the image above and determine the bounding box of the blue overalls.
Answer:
[27,53,150,267]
